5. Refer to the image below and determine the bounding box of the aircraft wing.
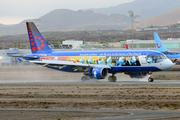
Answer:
[30,60,111,70]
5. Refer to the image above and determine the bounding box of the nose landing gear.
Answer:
[148,71,154,82]
[148,77,154,82]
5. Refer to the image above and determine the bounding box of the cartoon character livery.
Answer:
[154,32,180,65]
[21,22,173,82]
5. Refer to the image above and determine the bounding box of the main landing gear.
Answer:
[148,71,154,82]
[81,71,91,81]
[108,73,117,82]
[81,76,90,81]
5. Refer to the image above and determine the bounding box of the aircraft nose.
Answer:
[161,59,174,70]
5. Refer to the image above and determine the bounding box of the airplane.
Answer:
[21,22,174,82]
[154,32,180,64]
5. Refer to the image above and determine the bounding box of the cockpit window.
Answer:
[146,54,166,63]
[156,55,167,59]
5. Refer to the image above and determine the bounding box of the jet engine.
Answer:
[88,67,108,79]
[124,72,147,78]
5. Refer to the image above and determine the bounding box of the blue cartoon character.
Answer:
[99,58,105,65]
[118,57,126,66]
[152,56,157,63]
[116,59,120,66]
[130,56,136,66]
[107,56,112,66]
[147,55,153,63]
[80,57,85,63]
[88,57,93,64]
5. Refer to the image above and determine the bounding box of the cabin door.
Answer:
[138,56,147,64]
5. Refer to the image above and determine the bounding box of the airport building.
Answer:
[62,40,83,49]
[121,39,180,50]
[82,42,121,49]
[50,40,83,49]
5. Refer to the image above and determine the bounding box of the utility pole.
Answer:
[129,11,134,49]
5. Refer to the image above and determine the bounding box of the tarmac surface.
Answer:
[1,79,180,85]
[0,108,180,120]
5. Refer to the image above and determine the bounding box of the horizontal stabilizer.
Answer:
[17,58,22,64]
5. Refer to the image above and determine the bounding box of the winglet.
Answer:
[154,32,170,52]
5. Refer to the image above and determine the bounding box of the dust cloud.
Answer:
[0,66,177,82]
[0,66,82,81]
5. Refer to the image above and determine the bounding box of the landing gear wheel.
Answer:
[89,74,93,79]
[148,71,154,82]
[108,76,117,82]
[148,77,154,82]
[81,76,90,81]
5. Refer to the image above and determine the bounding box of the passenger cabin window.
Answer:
[147,54,166,63]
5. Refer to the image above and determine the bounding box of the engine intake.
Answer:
[88,67,108,79]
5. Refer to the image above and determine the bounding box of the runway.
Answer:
[1,79,180,85]
[0,108,180,120]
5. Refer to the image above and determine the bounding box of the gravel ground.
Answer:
[0,85,180,119]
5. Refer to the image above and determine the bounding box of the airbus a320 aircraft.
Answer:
[154,32,180,64]
[22,22,173,82]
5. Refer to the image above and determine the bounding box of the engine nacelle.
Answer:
[124,72,147,78]
[88,67,108,79]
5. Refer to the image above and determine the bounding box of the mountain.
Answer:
[90,0,180,21]
[0,24,6,27]
[39,9,131,31]
[0,9,131,36]
[0,24,15,27]
[137,8,180,28]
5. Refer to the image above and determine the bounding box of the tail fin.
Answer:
[154,32,170,52]
[125,44,130,50]
[26,22,53,53]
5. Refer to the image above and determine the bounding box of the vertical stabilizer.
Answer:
[154,32,170,52]
[26,22,53,53]
[125,44,130,50]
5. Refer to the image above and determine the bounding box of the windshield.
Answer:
[146,55,167,63]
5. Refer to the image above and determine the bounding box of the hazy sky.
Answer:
[0,0,134,25]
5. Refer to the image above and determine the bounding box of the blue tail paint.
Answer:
[154,32,170,52]
[26,22,53,53]
[17,58,22,63]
